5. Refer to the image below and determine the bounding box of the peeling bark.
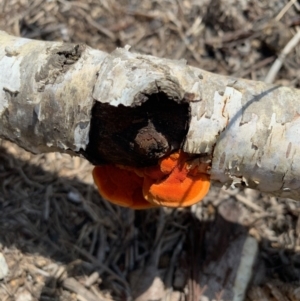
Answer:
[0,31,105,155]
[1,31,300,200]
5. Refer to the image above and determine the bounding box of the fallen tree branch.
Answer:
[1,31,300,200]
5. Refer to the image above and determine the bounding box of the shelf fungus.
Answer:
[93,151,211,209]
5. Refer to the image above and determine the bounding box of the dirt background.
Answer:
[1,0,300,300]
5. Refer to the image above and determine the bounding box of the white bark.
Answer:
[1,31,300,200]
[0,30,107,154]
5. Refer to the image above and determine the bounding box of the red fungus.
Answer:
[93,151,210,209]
[93,165,157,209]
[143,151,210,207]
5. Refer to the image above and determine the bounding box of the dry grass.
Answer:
[1,0,300,300]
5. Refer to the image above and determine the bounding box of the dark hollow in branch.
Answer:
[84,92,190,167]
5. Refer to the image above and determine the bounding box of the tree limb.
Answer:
[1,31,300,200]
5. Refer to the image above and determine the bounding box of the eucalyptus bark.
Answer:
[1,31,300,200]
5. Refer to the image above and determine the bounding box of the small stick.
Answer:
[265,28,300,84]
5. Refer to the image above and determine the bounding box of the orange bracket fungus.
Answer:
[93,151,210,209]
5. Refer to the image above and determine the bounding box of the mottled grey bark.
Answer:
[1,31,300,200]
[0,30,107,156]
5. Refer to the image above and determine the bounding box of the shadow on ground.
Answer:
[1,145,300,301]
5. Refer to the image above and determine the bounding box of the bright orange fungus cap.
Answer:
[93,151,210,209]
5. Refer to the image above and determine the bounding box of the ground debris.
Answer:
[1,0,300,300]
[0,253,9,280]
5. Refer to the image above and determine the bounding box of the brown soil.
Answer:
[1,0,300,300]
